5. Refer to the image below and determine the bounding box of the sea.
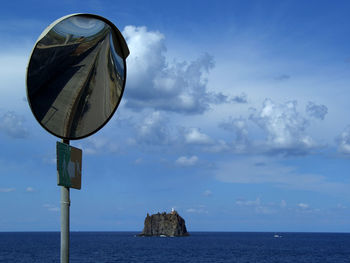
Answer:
[1,232,350,262]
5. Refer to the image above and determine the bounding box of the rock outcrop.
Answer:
[139,210,189,237]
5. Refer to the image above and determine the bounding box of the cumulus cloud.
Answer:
[250,98,314,155]
[183,127,212,145]
[0,111,28,138]
[295,203,321,213]
[297,203,309,209]
[135,111,171,145]
[220,117,250,152]
[176,155,198,166]
[306,102,328,120]
[336,126,350,155]
[219,98,327,155]
[210,93,229,103]
[123,25,229,114]
[79,136,119,155]
[231,93,248,103]
[26,187,35,192]
[128,113,218,148]
[203,139,230,153]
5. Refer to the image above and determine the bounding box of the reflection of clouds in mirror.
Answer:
[70,17,101,29]
[53,16,106,38]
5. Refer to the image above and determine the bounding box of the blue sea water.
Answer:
[1,232,350,262]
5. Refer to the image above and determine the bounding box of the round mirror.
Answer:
[26,14,129,140]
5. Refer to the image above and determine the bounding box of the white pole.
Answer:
[60,186,70,263]
[60,139,70,263]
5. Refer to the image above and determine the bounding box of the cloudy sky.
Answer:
[1,0,350,232]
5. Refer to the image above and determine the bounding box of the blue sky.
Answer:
[1,0,350,232]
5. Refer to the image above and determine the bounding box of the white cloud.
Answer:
[79,136,119,155]
[297,203,309,209]
[135,111,171,145]
[204,139,230,153]
[0,188,15,193]
[231,93,248,103]
[26,187,34,192]
[218,98,326,156]
[336,126,350,155]
[0,111,28,139]
[250,98,315,155]
[176,155,198,166]
[184,127,212,144]
[122,25,230,114]
[306,102,328,120]
[220,117,250,152]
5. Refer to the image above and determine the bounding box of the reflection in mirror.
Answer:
[27,14,126,139]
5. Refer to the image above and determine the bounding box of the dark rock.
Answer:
[138,210,189,237]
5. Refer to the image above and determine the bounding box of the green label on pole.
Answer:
[57,142,82,190]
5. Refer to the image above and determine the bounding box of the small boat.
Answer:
[273,234,282,238]
[160,235,167,237]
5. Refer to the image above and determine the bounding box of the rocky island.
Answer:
[139,209,189,237]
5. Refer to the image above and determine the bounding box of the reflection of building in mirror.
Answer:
[27,15,126,139]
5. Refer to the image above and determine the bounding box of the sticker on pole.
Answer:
[57,142,82,190]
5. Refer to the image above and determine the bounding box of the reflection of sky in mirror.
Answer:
[53,16,106,37]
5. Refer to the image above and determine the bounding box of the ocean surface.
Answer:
[1,232,350,262]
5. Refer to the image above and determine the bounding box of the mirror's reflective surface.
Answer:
[27,15,126,139]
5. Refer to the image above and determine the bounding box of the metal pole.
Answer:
[61,139,70,263]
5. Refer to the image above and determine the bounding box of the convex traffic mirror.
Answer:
[27,14,129,140]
